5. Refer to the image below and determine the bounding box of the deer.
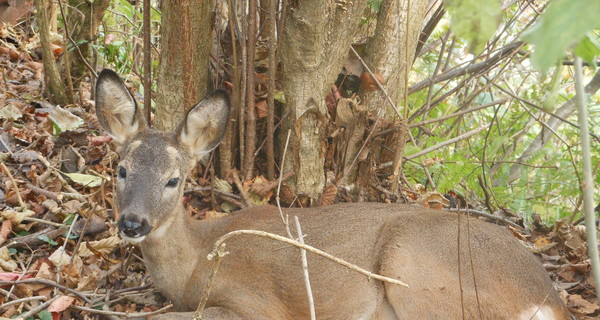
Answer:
[95,69,571,319]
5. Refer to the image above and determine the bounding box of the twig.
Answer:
[17,295,59,319]
[379,124,491,169]
[143,0,152,123]
[73,304,173,318]
[0,295,46,310]
[193,245,227,320]
[231,170,252,208]
[445,208,524,230]
[243,0,258,180]
[294,216,316,320]
[211,230,409,287]
[22,217,65,228]
[0,279,91,305]
[276,130,293,237]
[1,162,24,207]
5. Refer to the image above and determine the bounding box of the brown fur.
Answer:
[95,69,571,319]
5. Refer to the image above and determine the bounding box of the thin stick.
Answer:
[574,56,600,303]
[295,216,316,320]
[0,296,47,310]
[378,124,491,169]
[22,217,65,228]
[18,296,58,319]
[211,230,409,287]
[276,130,293,237]
[266,0,277,180]
[142,0,152,123]
[1,162,24,207]
[193,245,228,320]
[73,304,173,318]
[0,279,92,305]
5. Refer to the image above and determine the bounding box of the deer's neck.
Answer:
[139,205,222,308]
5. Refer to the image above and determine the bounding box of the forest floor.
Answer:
[0,25,599,319]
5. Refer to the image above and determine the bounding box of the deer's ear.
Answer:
[95,69,147,145]
[177,90,230,159]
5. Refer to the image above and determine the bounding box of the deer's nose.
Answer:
[118,215,151,238]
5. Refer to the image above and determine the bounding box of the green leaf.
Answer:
[445,0,501,54]
[38,310,53,320]
[522,0,600,70]
[62,172,103,188]
[574,33,600,69]
[37,235,58,246]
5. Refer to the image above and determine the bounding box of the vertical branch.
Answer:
[266,0,277,180]
[575,56,600,304]
[35,0,69,106]
[294,216,316,320]
[143,0,152,123]
[180,0,194,112]
[244,0,257,180]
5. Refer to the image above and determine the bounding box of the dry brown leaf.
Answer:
[567,294,600,315]
[0,220,12,246]
[320,185,338,206]
[77,235,120,258]
[47,295,75,313]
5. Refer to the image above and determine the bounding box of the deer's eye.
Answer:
[118,166,127,179]
[166,177,179,188]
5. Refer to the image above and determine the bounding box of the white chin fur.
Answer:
[120,233,147,244]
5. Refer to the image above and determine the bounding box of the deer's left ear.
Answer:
[95,69,147,145]
[177,90,230,159]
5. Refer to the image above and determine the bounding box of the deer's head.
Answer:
[95,69,229,243]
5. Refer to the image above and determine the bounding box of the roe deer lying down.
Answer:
[95,69,571,319]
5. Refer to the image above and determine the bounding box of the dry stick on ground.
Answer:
[446,209,524,231]
[0,295,46,310]
[231,170,252,208]
[0,279,92,304]
[243,0,257,180]
[1,162,24,207]
[18,295,59,319]
[142,0,151,123]
[265,0,277,180]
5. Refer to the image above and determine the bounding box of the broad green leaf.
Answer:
[62,172,103,188]
[38,310,53,320]
[522,0,600,70]
[445,0,501,54]
[574,33,600,69]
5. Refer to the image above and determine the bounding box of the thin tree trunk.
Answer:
[350,0,428,189]
[280,0,368,200]
[35,0,68,106]
[155,0,211,130]
[243,0,257,180]
[65,0,110,86]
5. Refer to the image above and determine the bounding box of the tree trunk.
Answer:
[155,1,211,131]
[280,0,368,200]
[349,0,428,189]
[66,0,110,86]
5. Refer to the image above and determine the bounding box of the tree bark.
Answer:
[280,0,368,200]
[348,0,428,189]
[65,0,110,85]
[35,0,68,105]
[155,0,211,130]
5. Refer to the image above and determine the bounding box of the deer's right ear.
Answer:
[95,69,147,145]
